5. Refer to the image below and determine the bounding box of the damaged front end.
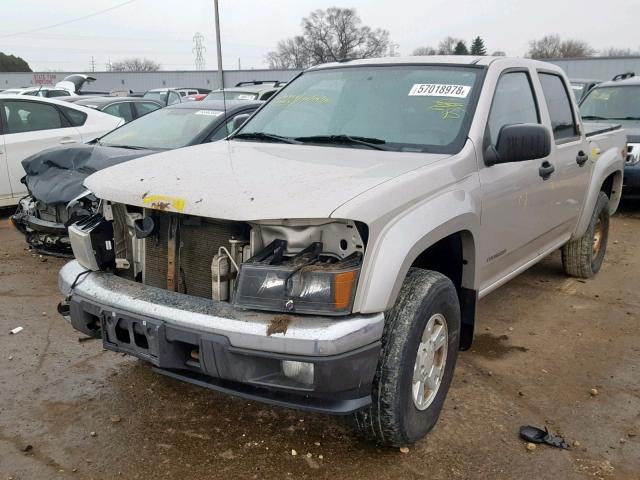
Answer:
[12,192,97,257]
[68,202,368,310]
[60,202,382,413]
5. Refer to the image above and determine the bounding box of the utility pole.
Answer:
[214,0,224,89]
[238,58,241,70]
[90,56,96,72]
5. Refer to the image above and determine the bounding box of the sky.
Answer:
[1,0,639,72]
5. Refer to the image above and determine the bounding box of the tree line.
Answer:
[2,8,639,73]
[0,52,31,72]
[266,7,639,69]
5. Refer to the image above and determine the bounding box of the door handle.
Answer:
[59,138,77,144]
[576,151,589,167]
[539,161,555,180]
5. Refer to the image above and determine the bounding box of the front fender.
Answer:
[573,145,624,239]
[354,188,480,314]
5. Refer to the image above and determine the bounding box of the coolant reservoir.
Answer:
[211,254,230,301]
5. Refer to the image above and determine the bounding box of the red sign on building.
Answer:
[32,73,57,86]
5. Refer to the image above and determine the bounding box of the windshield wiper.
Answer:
[581,115,609,121]
[232,132,301,144]
[101,144,151,150]
[294,135,391,151]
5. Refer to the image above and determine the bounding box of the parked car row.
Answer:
[0,79,286,209]
[12,99,261,255]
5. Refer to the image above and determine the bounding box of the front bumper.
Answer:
[59,261,384,414]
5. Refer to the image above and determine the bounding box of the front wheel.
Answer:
[353,269,460,447]
[562,191,610,279]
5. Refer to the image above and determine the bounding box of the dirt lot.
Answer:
[0,202,638,480]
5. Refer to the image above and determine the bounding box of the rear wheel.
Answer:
[562,191,610,278]
[353,269,460,446]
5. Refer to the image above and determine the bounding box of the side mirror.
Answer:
[485,123,551,166]
[232,114,251,132]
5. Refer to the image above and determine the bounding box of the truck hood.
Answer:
[23,144,157,205]
[85,141,448,220]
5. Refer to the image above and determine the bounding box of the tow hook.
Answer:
[57,301,71,321]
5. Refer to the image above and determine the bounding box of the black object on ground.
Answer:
[519,425,570,449]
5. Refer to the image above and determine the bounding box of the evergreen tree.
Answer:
[453,41,469,55]
[470,36,487,56]
[0,52,31,72]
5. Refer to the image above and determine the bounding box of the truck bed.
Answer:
[584,122,622,138]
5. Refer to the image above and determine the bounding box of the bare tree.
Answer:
[438,37,464,55]
[266,37,309,69]
[527,35,594,59]
[600,47,638,57]
[110,58,161,72]
[412,46,437,56]
[527,35,562,59]
[267,8,390,69]
[559,39,595,58]
[491,51,507,57]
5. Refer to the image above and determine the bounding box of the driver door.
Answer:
[477,70,559,294]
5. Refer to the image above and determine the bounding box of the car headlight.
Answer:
[233,240,362,316]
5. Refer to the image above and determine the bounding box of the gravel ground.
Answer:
[0,202,638,480]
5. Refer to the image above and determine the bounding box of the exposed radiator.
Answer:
[144,212,246,300]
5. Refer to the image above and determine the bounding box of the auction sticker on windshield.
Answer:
[409,84,471,98]
[195,110,224,116]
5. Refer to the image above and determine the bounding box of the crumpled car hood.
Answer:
[22,144,157,205]
[85,140,449,220]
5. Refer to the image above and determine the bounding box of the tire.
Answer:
[352,268,461,447]
[562,191,610,279]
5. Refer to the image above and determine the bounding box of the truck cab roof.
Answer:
[308,55,564,71]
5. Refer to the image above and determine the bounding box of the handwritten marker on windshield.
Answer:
[10,327,23,335]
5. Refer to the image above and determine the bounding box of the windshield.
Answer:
[580,85,640,120]
[235,66,481,153]
[206,90,259,101]
[99,107,225,149]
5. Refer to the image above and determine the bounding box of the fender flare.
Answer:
[573,150,623,239]
[354,189,479,314]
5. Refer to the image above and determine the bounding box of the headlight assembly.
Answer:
[233,240,362,316]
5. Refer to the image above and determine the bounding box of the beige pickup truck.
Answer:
[58,56,626,446]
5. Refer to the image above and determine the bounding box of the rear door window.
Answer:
[3,100,64,133]
[538,73,579,142]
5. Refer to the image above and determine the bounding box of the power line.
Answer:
[0,0,138,39]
